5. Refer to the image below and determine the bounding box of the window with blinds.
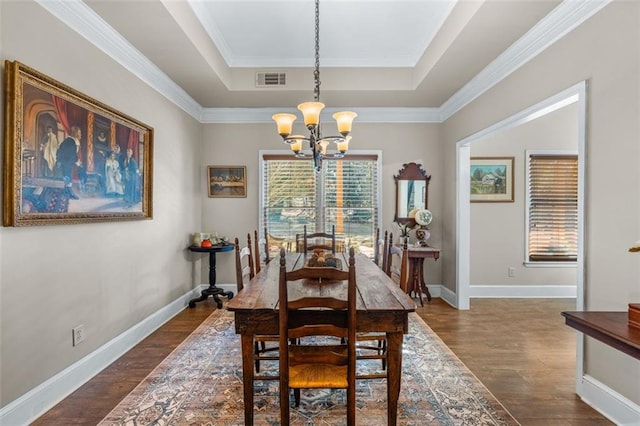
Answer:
[526,153,578,262]
[261,154,379,254]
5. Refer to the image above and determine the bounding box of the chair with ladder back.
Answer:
[278,247,357,425]
[235,234,279,377]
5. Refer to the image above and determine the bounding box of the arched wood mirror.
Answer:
[394,162,431,227]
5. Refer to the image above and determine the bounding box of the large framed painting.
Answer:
[470,157,514,202]
[207,166,247,198]
[3,60,153,226]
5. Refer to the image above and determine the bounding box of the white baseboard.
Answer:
[0,286,206,426]
[405,284,464,310]
[578,374,640,426]
[469,285,576,298]
[438,285,459,308]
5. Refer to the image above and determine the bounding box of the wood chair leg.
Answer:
[375,339,387,371]
[347,386,356,425]
[294,389,301,407]
[280,381,290,426]
[254,341,260,373]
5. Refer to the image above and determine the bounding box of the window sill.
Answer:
[524,261,576,268]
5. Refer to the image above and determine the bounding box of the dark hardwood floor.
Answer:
[422,298,611,425]
[33,297,611,425]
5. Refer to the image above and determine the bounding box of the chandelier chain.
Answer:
[313,0,320,102]
[270,0,356,173]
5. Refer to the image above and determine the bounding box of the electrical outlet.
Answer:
[72,325,85,346]
[508,267,516,278]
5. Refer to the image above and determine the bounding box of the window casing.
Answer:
[525,151,578,264]
[260,152,380,255]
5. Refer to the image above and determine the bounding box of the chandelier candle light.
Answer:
[272,0,357,173]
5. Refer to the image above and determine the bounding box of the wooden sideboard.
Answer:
[561,311,640,360]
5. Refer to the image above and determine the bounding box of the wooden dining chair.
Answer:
[366,234,408,364]
[235,234,279,376]
[373,228,381,265]
[278,247,357,425]
[382,231,391,274]
[373,228,389,270]
[354,228,391,374]
[303,224,336,253]
[356,230,410,374]
[386,235,408,286]
[263,227,271,264]
[253,230,262,275]
[234,234,254,289]
[355,331,387,375]
[253,228,271,274]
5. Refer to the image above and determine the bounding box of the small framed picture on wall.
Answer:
[207,165,247,198]
[470,157,514,202]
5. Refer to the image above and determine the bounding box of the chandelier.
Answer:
[272,0,357,173]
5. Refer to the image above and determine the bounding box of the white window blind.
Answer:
[324,157,378,236]
[262,156,317,242]
[261,154,379,254]
[527,153,578,262]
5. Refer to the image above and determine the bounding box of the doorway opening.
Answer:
[455,81,586,312]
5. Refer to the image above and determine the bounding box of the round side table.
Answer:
[188,243,235,308]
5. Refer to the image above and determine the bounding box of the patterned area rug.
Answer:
[100,308,519,425]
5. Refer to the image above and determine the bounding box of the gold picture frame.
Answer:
[3,60,154,226]
[470,157,514,202]
[207,166,247,198]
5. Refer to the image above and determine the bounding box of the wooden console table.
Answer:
[561,311,640,360]
[404,246,440,306]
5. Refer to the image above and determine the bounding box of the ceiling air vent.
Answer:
[256,72,286,88]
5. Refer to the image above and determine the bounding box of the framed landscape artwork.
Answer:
[470,157,514,202]
[3,60,154,226]
[208,165,247,198]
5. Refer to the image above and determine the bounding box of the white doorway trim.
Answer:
[454,81,587,316]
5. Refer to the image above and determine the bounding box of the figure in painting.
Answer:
[93,130,109,190]
[41,126,59,177]
[123,148,141,205]
[104,151,124,197]
[112,144,124,170]
[56,126,83,200]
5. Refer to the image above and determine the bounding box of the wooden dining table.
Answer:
[226,251,416,425]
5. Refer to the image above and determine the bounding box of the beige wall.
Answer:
[200,122,443,286]
[470,103,577,286]
[442,0,639,404]
[0,1,203,405]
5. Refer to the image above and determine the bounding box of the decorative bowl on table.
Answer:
[307,249,341,268]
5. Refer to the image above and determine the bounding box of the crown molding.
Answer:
[37,0,610,125]
[440,0,611,121]
[35,0,203,121]
[200,107,442,124]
